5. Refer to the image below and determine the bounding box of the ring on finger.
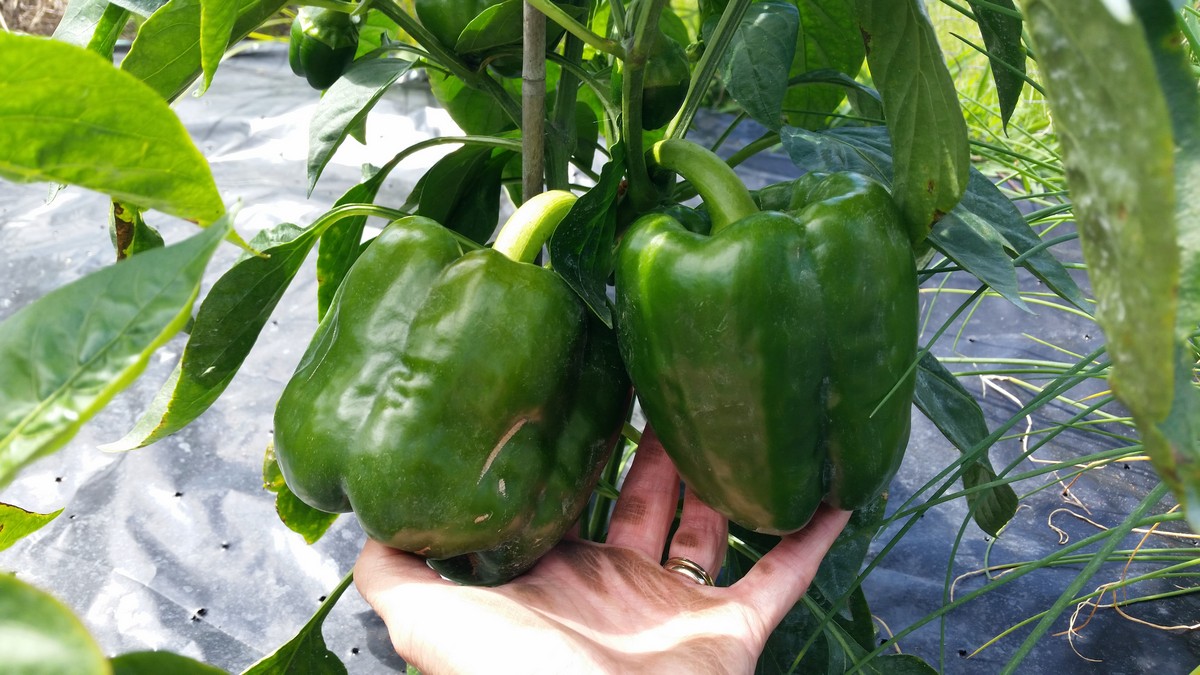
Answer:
[663,556,715,586]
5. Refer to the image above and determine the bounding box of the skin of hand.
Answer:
[354,426,852,674]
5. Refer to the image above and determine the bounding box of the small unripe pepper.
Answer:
[288,7,359,90]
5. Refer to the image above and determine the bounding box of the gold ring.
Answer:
[663,556,715,586]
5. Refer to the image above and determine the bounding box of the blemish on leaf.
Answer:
[861,28,872,55]
[927,179,937,195]
[474,513,492,524]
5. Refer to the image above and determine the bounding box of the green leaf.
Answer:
[112,651,227,674]
[854,0,970,240]
[548,144,626,328]
[111,0,169,16]
[262,444,339,545]
[242,572,352,675]
[0,574,109,675]
[307,57,415,194]
[121,0,287,102]
[54,0,132,59]
[199,0,239,94]
[105,224,310,447]
[783,0,866,129]
[101,222,317,452]
[110,201,166,261]
[1137,0,1200,528]
[428,69,522,137]
[966,0,1025,130]
[1083,0,1200,528]
[0,219,229,489]
[0,32,224,225]
[317,160,403,320]
[1025,0,1185,485]
[455,0,524,53]
[0,503,63,552]
[913,351,1018,536]
[454,0,579,57]
[1138,0,1200,343]
[718,1,799,131]
[403,145,513,244]
[781,126,1086,311]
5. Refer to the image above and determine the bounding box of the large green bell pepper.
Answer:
[288,7,359,90]
[274,191,631,585]
[615,140,917,534]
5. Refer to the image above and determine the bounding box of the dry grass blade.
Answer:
[1,0,66,35]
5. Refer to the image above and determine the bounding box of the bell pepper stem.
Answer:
[648,139,758,234]
[492,190,578,263]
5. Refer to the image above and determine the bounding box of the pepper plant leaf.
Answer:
[317,158,404,320]
[0,219,229,488]
[965,0,1025,131]
[121,0,288,102]
[782,126,1087,312]
[0,503,64,552]
[199,0,239,94]
[111,651,228,675]
[102,222,317,452]
[110,0,169,16]
[242,572,352,675]
[1025,0,1200,525]
[0,575,109,675]
[110,201,167,261]
[54,0,131,58]
[307,57,416,194]
[783,0,866,130]
[913,351,1018,537]
[716,0,799,131]
[262,443,339,545]
[403,144,515,245]
[0,31,224,225]
[548,143,627,328]
[853,0,970,241]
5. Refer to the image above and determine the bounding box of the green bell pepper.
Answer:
[274,191,631,585]
[288,7,359,90]
[615,140,917,534]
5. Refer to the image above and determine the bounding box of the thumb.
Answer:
[731,506,852,635]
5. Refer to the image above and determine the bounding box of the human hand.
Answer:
[354,426,851,674]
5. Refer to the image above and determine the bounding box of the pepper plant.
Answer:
[0,0,1198,673]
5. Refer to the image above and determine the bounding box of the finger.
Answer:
[732,506,851,632]
[605,424,681,561]
[354,539,444,607]
[665,485,728,583]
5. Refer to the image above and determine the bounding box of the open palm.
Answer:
[355,427,850,674]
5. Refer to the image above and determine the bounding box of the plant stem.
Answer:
[523,1,547,200]
[492,190,578,262]
[526,0,624,58]
[665,0,751,139]
[622,0,671,212]
[372,0,523,128]
[649,140,757,233]
[547,0,587,191]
